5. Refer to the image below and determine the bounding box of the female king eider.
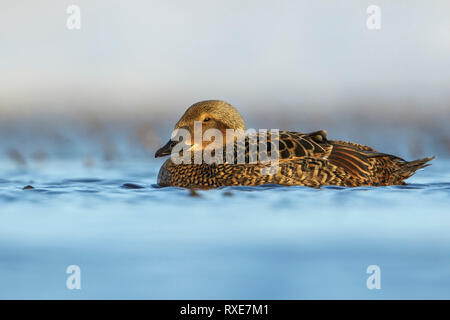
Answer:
[155,100,433,188]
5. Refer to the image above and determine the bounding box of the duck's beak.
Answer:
[155,140,178,158]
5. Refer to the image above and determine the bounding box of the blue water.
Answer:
[1,156,450,299]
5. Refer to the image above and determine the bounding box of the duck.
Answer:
[155,100,434,188]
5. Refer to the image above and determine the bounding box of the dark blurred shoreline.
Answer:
[1,102,449,169]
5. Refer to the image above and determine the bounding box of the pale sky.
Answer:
[1,0,449,116]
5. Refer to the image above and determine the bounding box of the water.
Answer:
[0,154,449,300]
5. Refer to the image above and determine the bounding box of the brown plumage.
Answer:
[155,100,434,188]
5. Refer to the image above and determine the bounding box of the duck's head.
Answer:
[155,100,246,158]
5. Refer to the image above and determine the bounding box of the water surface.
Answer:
[0,157,449,299]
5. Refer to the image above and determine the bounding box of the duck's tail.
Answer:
[394,156,435,180]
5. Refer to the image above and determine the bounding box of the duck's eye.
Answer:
[203,117,211,122]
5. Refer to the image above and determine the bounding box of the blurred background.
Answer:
[1,0,449,164]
